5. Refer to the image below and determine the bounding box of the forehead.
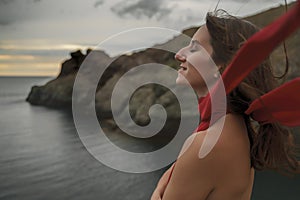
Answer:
[192,25,211,43]
[191,25,213,55]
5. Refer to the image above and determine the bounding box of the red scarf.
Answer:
[245,77,300,126]
[196,0,300,131]
[167,0,300,185]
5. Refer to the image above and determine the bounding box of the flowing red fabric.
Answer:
[166,1,300,185]
[196,0,300,131]
[245,77,300,126]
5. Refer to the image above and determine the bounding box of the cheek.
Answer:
[187,62,212,81]
[187,54,217,82]
[188,53,213,71]
[188,64,202,78]
[186,63,205,84]
[186,62,218,90]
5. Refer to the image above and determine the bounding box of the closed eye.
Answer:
[190,40,202,52]
[190,49,198,53]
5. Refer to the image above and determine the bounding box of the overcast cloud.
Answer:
[111,0,173,20]
[0,0,295,76]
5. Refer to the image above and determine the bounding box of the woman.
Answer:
[151,5,300,200]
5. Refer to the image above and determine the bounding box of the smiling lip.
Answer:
[178,67,187,74]
[179,65,187,71]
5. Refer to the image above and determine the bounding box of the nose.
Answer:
[175,49,186,62]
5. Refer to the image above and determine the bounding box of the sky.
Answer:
[0,0,295,76]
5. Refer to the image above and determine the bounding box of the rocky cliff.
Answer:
[26,2,300,130]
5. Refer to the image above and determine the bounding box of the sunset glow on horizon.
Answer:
[0,0,295,77]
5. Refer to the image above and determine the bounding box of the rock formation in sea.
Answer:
[26,2,299,127]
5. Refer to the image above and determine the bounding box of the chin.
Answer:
[176,74,189,85]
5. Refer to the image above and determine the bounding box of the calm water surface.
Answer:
[0,77,299,200]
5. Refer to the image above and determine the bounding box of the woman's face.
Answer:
[175,25,219,93]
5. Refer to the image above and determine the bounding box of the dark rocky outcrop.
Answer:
[26,2,300,124]
[26,75,75,108]
[57,50,85,78]
[26,49,111,108]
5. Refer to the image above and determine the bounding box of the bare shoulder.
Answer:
[206,113,254,199]
[194,113,251,176]
[203,113,251,174]
[162,114,252,200]
[214,113,250,152]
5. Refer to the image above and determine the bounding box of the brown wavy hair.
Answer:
[205,10,300,175]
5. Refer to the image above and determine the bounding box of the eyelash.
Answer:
[187,41,202,53]
[190,45,199,52]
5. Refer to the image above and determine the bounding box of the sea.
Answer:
[0,76,299,200]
